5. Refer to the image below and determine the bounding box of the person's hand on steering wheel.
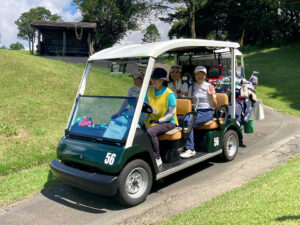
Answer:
[111,111,121,119]
[150,119,160,124]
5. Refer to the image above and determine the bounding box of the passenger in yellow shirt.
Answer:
[145,68,178,167]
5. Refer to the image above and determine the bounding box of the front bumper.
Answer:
[50,159,118,196]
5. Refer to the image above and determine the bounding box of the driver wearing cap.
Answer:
[145,67,178,167]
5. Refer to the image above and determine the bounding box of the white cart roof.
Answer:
[215,47,242,56]
[88,39,240,61]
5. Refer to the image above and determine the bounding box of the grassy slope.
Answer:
[243,42,300,116]
[0,50,131,176]
[163,156,300,225]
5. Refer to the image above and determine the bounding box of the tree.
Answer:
[142,24,161,43]
[10,42,25,50]
[160,0,208,39]
[74,0,156,50]
[15,7,60,54]
[163,0,300,45]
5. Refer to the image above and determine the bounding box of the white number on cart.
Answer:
[104,152,116,165]
[214,137,220,147]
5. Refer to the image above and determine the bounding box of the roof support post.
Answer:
[63,30,66,56]
[231,48,236,119]
[125,57,155,148]
[241,56,245,78]
[65,62,92,129]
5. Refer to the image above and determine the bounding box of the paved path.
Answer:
[1,107,300,225]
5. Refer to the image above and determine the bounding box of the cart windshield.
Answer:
[68,96,138,143]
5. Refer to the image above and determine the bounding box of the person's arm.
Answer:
[178,82,188,96]
[188,85,192,97]
[112,87,132,118]
[158,93,177,123]
[158,105,176,123]
[207,84,217,109]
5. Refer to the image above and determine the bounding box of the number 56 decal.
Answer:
[104,152,116,165]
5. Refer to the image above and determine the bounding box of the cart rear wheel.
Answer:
[115,159,152,207]
[222,130,239,161]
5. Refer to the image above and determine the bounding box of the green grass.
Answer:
[162,156,300,225]
[0,50,131,205]
[0,50,131,177]
[243,42,300,116]
[0,165,60,205]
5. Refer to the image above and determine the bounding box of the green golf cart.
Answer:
[51,39,244,206]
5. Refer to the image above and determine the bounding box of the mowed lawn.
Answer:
[243,42,300,116]
[0,49,131,178]
[162,156,300,225]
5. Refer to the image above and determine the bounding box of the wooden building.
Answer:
[30,20,97,56]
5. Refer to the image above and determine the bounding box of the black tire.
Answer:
[114,159,153,207]
[222,130,239,161]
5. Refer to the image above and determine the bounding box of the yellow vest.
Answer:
[145,87,178,128]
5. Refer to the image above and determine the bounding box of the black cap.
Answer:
[151,68,168,81]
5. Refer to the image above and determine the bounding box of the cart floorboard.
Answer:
[156,150,222,180]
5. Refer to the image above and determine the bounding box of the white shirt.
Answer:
[168,80,189,95]
[188,81,216,109]
[126,86,140,98]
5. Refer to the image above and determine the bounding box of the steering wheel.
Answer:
[142,102,153,114]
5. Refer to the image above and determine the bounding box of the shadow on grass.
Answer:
[243,43,300,115]
[275,215,300,222]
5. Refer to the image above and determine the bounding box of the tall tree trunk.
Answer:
[190,1,196,39]
[240,29,245,46]
[28,40,33,55]
[31,41,33,55]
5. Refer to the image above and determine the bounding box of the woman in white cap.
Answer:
[168,65,188,97]
[180,66,217,159]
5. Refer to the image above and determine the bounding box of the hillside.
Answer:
[0,50,131,176]
[243,42,300,117]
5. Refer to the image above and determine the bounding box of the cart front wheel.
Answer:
[222,130,239,161]
[115,159,153,206]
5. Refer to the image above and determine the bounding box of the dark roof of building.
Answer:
[30,20,97,29]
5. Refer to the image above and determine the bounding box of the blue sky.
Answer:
[0,0,171,49]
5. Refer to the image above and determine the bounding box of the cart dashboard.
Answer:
[66,95,139,144]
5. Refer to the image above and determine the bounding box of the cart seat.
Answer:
[195,93,229,130]
[158,127,188,141]
[158,99,193,141]
[195,118,225,130]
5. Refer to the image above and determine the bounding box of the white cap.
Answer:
[194,66,207,74]
[153,63,171,75]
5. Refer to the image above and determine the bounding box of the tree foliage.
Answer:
[10,42,25,50]
[15,7,60,54]
[142,24,161,43]
[74,0,156,50]
[163,0,300,45]
[159,0,208,38]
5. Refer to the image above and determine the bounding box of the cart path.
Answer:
[1,107,300,225]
